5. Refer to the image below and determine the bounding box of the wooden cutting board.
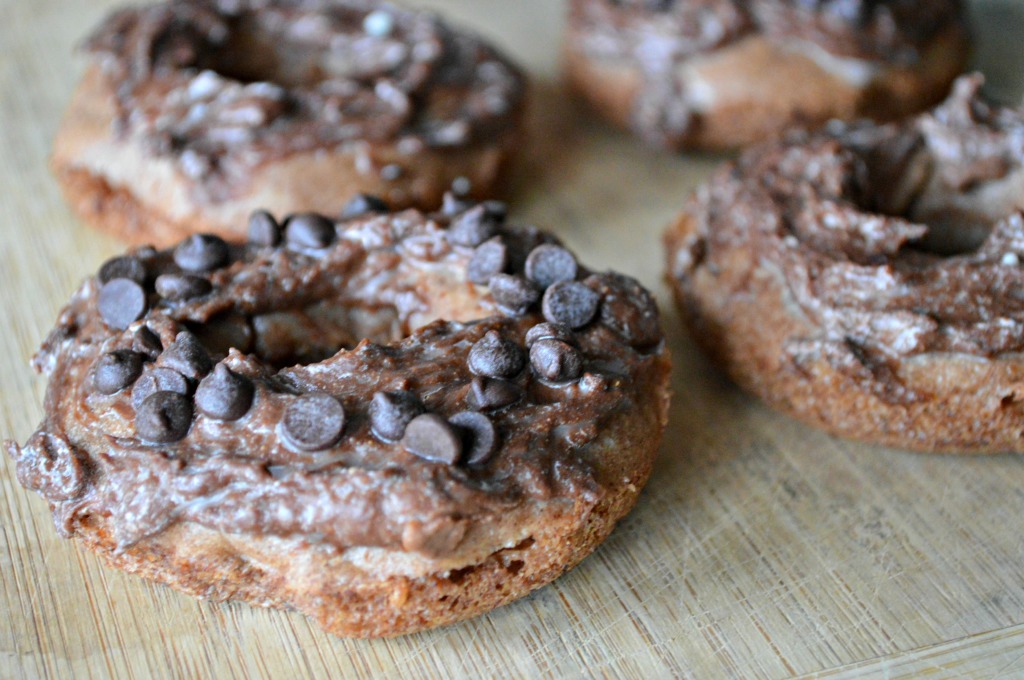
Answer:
[4,1,1024,677]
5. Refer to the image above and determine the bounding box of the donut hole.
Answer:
[187,313,254,358]
[905,177,1020,255]
[905,178,1024,255]
[195,10,408,88]
[253,302,403,368]
[910,215,991,255]
[190,302,403,370]
[863,167,1020,257]
[867,141,1024,257]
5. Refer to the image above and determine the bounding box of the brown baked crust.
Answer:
[52,165,183,247]
[53,66,521,247]
[564,2,968,151]
[63,379,667,638]
[664,78,1024,453]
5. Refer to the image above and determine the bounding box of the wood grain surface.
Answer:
[4,1,1024,678]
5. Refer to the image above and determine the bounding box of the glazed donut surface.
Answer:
[52,0,525,244]
[666,75,1024,453]
[7,196,670,637]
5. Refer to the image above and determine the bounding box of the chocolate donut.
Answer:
[51,0,525,245]
[6,196,670,637]
[564,0,968,150]
[665,75,1024,453]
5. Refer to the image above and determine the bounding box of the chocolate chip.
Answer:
[468,237,507,285]
[442,191,474,215]
[467,376,521,411]
[160,331,212,379]
[449,411,498,466]
[341,193,389,219]
[285,213,336,249]
[369,391,424,442]
[525,245,578,289]
[93,350,144,395]
[447,204,501,247]
[132,367,190,410]
[401,414,461,464]
[247,210,281,246]
[542,281,600,329]
[132,325,163,358]
[468,330,525,378]
[503,224,554,273]
[281,393,345,451]
[155,273,212,301]
[530,339,583,382]
[98,278,148,330]
[481,201,508,222]
[174,234,229,272]
[489,274,539,316]
[525,322,575,347]
[98,256,147,285]
[195,364,254,421]
[135,391,193,443]
[451,176,472,196]
[589,273,662,348]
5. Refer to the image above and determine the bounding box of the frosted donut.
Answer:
[564,0,968,150]
[51,0,525,245]
[666,75,1024,453]
[7,196,670,637]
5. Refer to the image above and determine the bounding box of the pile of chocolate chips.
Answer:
[88,194,483,464]
[93,324,254,443]
[445,188,619,387]
[88,190,658,469]
[93,229,255,442]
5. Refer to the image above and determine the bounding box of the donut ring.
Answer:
[564,0,968,150]
[52,0,525,245]
[6,196,670,637]
[665,75,1024,453]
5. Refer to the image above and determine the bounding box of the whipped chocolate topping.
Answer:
[83,0,524,199]
[568,0,965,146]
[8,197,665,558]
[670,75,1024,403]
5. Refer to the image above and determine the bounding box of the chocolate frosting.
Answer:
[573,0,962,64]
[671,75,1024,404]
[8,203,666,558]
[569,0,965,146]
[83,0,524,199]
